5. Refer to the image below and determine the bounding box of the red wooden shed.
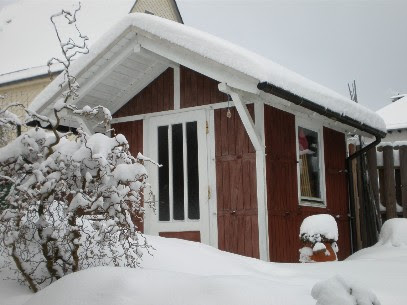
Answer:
[30,13,386,262]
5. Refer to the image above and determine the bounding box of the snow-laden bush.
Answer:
[0,3,155,292]
[0,126,153,291]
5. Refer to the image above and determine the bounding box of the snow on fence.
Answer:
[373,143,407,219]
[349,142,407,250]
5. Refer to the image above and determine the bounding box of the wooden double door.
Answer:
[214,107,260,259]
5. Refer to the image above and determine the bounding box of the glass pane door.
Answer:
[157,122,200,221]
[146,110,209,244]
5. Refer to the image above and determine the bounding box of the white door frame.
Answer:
[143,109,211,245]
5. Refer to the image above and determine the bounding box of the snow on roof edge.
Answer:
[29,13,386,134]
[377,95,407,131]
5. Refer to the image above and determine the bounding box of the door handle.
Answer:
[231,210,236,215]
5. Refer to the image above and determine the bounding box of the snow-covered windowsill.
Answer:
[300,198,326,208]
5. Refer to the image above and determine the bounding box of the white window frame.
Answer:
[295,117,327,208]
[143,109,211,244]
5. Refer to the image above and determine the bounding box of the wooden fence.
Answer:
[350,143,407,250]
[374,144,407,219]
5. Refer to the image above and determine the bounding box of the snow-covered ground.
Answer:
[1,219,407,305]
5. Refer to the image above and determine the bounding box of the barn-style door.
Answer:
[145,110,210,244]
[214,107,260,259]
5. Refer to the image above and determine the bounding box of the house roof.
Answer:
[29,13,386,136]
[0,0,136,85]
[377,95,407,130]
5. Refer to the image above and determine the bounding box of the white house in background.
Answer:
[376,94,407,215]
[376,94,407,168]
[376,94,407,143]
[28,13,386,262]
[0,0,182,138]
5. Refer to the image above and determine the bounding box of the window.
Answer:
[158,121,200,221]
[297,124,324,205]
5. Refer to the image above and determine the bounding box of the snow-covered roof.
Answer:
[0,0,136,84]
[377,95,407,130]
[29,13,386,135]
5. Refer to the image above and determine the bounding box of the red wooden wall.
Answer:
[215,106,260,259]
[112,120,144,232]
[265,105,350,262]
[180,66,228,108]
[113,68,174,118]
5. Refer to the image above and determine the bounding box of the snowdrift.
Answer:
[1,219,407,305]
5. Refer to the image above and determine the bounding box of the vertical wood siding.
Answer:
[265,105,350,262]
[323,127,351,260]
[112,120,144,232]
[113,68,174,118]
[180,66,228,108]
[215,106,259,259]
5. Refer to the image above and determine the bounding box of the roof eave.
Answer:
[257,81,386,139]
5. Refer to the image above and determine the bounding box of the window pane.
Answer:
[186,122,200,220]
[172,124,185,220]
[158,126,170,221]
[298,127,321,199]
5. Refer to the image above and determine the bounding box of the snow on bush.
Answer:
[311,275,381,305]
[0,4,155,292]
[0,127,152,291]
[299,214,339,263]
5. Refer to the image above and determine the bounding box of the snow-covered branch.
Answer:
[0,3,154,292]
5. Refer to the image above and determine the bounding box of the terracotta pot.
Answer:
[305,242,337,262]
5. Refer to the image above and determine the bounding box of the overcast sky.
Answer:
[177,0,406,111]
[1,0,405,111]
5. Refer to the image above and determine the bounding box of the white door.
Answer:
[144,110,210,244]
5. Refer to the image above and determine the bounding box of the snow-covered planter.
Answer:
[299,214,339,263]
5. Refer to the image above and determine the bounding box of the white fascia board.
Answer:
[74,41,139,108]
[31,27,137,116]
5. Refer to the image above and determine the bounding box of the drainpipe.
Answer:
[346,135,381,254]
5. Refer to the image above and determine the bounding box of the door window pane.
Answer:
[186,122,200,220]
[158,126,170,221]
[298,126,321,200]
[172,124,185,220]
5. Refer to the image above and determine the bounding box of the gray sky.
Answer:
[1,0,405,111]
[177,0,407,111]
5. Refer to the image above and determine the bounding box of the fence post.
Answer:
[367,147,381,218]
[398,145,407,218]
[383,145,397,219]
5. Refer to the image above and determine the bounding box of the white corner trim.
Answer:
[207,109,219,248]
[174,65,180,110]
[254,101,269,261]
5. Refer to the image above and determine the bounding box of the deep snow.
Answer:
[1,219,407,305]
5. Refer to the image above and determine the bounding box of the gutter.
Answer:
[257,82,386,138]
[257,81,384,253]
